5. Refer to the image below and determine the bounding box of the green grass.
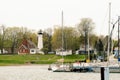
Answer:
[0,54,86,66]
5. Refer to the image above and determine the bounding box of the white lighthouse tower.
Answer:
[37,30,44,54]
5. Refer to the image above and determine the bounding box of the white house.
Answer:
[0,49,8,54]
[56,50,72,56]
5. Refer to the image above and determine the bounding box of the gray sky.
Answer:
[0,0,120,38]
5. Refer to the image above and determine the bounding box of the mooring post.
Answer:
[101,67,109,80]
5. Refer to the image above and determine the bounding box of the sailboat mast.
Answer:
[107,2,111,65]
[118,16,120,60]
[62,11,64,58]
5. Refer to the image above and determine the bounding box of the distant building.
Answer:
[56,49,72,56]
[76,47,94,54]
[56,50,72,56]
[18,38,37,54]
[0,49,8,54]
[18,30,44,54]
[37,30,44,54]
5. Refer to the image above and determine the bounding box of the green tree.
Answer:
[103,36,109,51]
[98,39,104,54]
[42,31,52,54]
[52,26,77,51]
[89,34,98,47]
[5,27,36,53]
[113,40,118,48]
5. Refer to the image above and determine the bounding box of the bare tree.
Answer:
[77,18,95,36]
[77,18,95,54]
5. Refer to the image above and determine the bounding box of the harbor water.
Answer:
[0,65,119,80]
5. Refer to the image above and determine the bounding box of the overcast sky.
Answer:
[0,0,120,38]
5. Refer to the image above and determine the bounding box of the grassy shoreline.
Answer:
[0,54,86,66]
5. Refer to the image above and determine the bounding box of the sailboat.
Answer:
[48,11,93,72]
[48,11,72,72]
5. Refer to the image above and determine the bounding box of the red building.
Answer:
[18,38,37,54]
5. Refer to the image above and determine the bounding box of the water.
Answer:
[0,65,119,80]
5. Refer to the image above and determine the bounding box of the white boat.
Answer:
[48,61,94,72]
[48,62,72,72]
[71,62,93,72]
